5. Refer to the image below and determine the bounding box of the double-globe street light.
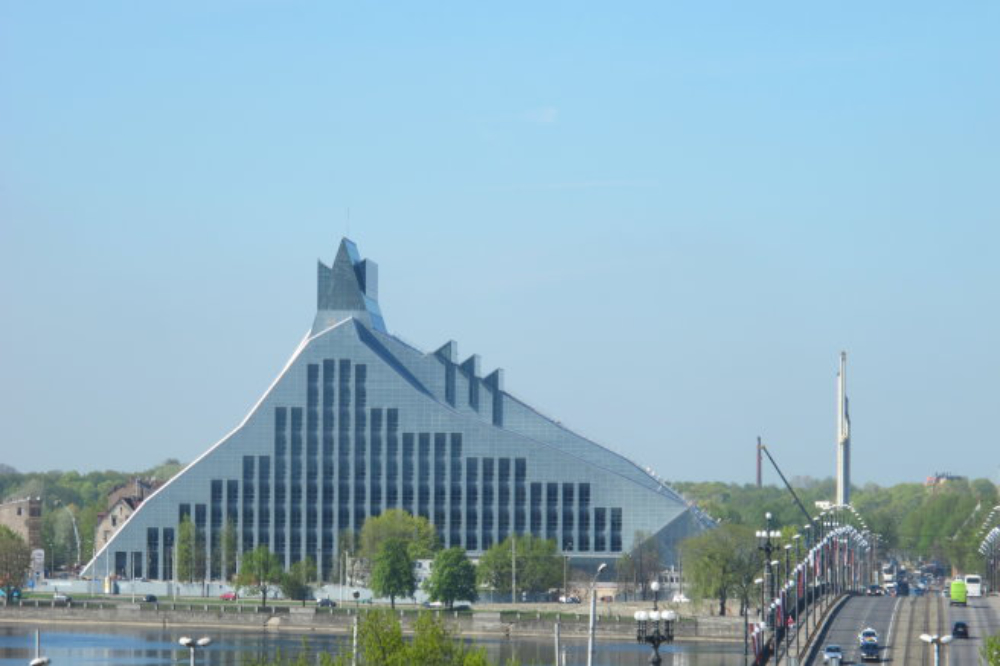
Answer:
[919,633,953,666]
[634,580,677,666]
[179,636,212,666]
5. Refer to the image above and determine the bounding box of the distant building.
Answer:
[925,472,965,487]
[94,479,162,554]
[82,239,711,581]
[0,497,42,549]
[105,478,161,510]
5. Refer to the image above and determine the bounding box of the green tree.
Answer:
[281,557,317,606]
[477,535,561,594]
[424,547,477,609]
[370,538,415,609]
[982,631,1000,666]
[221,519,238,581]
[175,515,196,582]
[0,526,31,600]
[680,524,760,616]
[360,509,439,561]
[235,545,284,608]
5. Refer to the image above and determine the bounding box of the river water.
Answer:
[0,624,747,665]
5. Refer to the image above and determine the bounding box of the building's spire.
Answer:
[312,238,387,335]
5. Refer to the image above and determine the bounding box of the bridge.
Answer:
[748,503,1000,665]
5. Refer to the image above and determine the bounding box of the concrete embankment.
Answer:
[0,602,742,641]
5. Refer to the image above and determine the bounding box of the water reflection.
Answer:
[0,625,745,665]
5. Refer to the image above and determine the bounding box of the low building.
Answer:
[0,497,42,549]
[93,478,162,555]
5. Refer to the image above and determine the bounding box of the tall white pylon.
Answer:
[836,351,851,506]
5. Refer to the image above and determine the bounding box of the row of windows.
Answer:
[142,358,624,580]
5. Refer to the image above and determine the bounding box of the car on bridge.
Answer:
[859,641,880,662]
[952,621,969,639]
[858,627,878,644]
[822,644,844,663]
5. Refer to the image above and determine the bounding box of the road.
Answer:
[803,595,899,666]
[943,592,1000,665]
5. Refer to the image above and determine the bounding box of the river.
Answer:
[0,624,747,665]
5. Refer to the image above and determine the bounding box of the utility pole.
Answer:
[511,535,517,604]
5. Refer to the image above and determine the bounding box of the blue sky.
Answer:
[1,1,997,486]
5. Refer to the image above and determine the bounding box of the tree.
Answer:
[176,515,196,582]
[221,519,238,580]
[424,547,477,609]
[0,526,31,601]
[360,509,439,561]
[680,524,760,616]
[370,538,415,609]
[477,535,561,595]
[982,631,1000,666]
[235,545,284,608]
[281,557,317,606]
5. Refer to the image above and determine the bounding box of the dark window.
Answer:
[546,483,558,541]
[162,528,175,580]
[371,408,383,514]
[594,508,607,551]
[402,433,415,513]
[433,433,446,535]
[418,433,430,518]
[529,482,543,536]
[610,508,623,552]
[577,483,590,552]
[466,457,478,549]
[562,483,574,550]
[386,413,399,509]
[146,528,159,580]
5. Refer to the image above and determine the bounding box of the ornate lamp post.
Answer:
[919,633,952,666]
[179,636,212,666]
[634,581,677,666]
[586,562,608,666]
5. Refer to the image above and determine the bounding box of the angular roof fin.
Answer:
[312,238,387,335]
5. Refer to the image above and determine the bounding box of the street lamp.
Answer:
[634,604,677,665]
[919,633,953,666]
[52,499,82,569]
[179,636,212,666]
[586,562,607,666]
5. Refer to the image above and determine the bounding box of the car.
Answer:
[558,595,581,604]
[0,589,22,601]
[858,627,879,644]
[822,644,843,663]
[220,591,238,601]
[866,585,882,596]
[143,594,158,603]
[859,642,880,662]
[952,621,969,638]
[422,600,444,608]
[316,598,336,608]
[52,593,72,603]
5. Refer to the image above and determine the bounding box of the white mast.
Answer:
[836,351,851,505]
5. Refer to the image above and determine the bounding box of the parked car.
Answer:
[316,598,336,608]
[822,644,843,663]
[220,591,238,601]
[952,621,969,638]
[143,594,158,603]
[52,593,72,603]
[558,595,581,604]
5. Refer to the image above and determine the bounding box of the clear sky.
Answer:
[1,2,997,486]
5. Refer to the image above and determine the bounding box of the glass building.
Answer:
[82,239,711,581]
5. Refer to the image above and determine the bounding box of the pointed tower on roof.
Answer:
[312,238,387,335]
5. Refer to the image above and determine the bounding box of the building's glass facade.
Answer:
[83,239,710,581]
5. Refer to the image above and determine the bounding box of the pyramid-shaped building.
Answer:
[83,239,711,581]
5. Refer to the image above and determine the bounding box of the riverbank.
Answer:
[0,601,742,641]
